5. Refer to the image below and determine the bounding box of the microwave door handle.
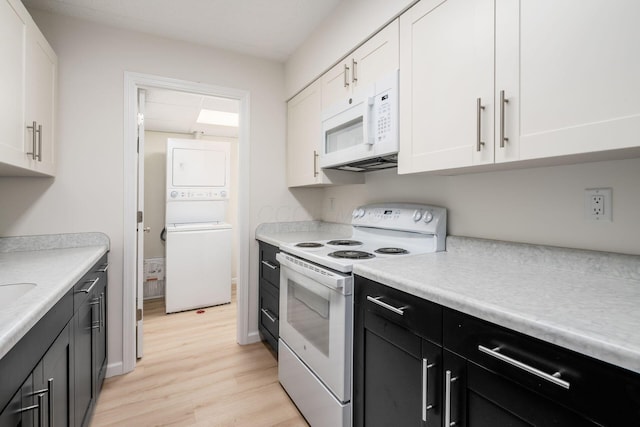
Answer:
[364,96,375,146]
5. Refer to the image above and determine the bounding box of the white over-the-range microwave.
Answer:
[320,69,398,172]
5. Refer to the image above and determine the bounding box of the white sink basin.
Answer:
[0,283,37,309]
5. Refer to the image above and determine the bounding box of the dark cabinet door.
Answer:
[73,295,95,427]
[355,283,442,427]
[443,349,599,427]
[0,375,35,427]
[258,241,280,353]
[33,323,72,427]
[93,281,107,393]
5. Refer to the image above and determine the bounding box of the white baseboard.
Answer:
[245,330,262,345]
[105,361,124,378]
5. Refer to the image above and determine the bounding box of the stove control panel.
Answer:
[352,203,447,238]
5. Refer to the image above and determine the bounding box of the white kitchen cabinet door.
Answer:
[0,0,28,173]
[0,0,57,177]
[287,80,364,187]
[25,21,57,175]
[398,0,494,174]
[321,19,400,110]
[497,0,640,163]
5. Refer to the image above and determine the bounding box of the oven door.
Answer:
[277,253,353,403]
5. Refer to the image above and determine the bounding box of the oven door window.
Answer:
[287,279,330,356]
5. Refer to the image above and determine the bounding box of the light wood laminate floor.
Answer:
[92,293,308,426]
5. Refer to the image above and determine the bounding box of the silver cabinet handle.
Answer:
[47,378,54,427]
[352,59,358,83]
[97,263,109,273]
[100,291,105,329]
[343,63,350,87]
[478,345,570,389]
[422,358,435,422]
[20,393,44,427]
[261,260,278,270]
[78,277,100,294]
[261,308,277,323]
[476,98,485,152]
[313,150,319,177]
[27,121,38,160]
[499,90,509,148]
[366,295,406,316]
[90,297,101,329]
[444,370,458,426]
[36,123,42,161]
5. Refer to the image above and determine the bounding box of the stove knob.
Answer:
[423,210,434,223]
[412,209,423,222]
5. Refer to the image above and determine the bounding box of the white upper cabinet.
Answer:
[287,80,364,187]
[322,19,400,109]
[0,0,57,177]
[499,0,640,162]
[399,0,640,174]
[398,0,495,173]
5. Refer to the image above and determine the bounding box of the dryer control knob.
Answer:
[220,190,227,198]
[170,190,178,198]
[412,210,423,222]
[423,211,434,223]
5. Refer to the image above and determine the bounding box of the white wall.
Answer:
[284,0,416,98]
[322,158,640,255]
[143,131,240,281]
[0,9,321,375]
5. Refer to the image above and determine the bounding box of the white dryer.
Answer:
[164,138,232,313]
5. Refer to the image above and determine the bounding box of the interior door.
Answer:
[135,88,146,359]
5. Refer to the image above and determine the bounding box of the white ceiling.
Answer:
[22,0,343,62]
[142,88,240,138]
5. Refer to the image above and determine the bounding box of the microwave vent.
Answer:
[325,155,398,172]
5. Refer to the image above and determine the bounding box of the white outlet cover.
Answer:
[584,188,612,222]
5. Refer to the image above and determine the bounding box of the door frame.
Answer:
[122,71,251,374]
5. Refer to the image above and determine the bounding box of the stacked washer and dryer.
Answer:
[164,138,232,314]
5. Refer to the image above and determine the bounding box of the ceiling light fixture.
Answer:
[196,109,239,127]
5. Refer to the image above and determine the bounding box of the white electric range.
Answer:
[276,203,447,427]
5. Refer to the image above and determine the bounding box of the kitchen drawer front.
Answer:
[443,308,640,426]
[259,242,280,288]
[73,254,108,310]
[356,276,442,345]
[259,279,279,338]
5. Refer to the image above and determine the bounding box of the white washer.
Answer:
[165,222,232,313]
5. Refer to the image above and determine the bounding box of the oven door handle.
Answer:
[276,252,352,293]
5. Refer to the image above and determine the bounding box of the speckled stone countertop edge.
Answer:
[0,232,110,253]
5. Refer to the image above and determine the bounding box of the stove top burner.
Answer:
[295,242,324,248]
[327,239,363,246]
[375,247,410,255]
[328,250,375,259]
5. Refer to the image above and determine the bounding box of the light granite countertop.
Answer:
[354,236,640,375]
[0,233,110,360]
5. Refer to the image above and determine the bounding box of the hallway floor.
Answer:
[92,293,308,426]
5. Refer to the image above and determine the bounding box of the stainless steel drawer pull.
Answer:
[499,90,509,148]
[313,150,319,177]
[366,296,406,316]
[421,358,435,421]
[261,260,278,270]
[47,378,54,427]
[36,123,42,161]
[20,393,44,427]
[261,308,277,323]
[478,345,570,389]
[444,370,458,426]
[78,277,100,294]
[476,98,485,152]
[97,263,109,273]
[27,121,38,160]
[343,63,350,87]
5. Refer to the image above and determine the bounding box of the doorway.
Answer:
[123,72,251,374]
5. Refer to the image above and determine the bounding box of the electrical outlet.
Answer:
[585,188,612,221]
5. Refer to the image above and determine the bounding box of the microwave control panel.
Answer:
[374,91,393,143]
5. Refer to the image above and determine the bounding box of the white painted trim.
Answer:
[246,331,262,344]
[105,361,123,378]
[122,71,251,373]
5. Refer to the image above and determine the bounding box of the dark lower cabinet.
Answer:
[74,258,108,427]
[355,275,640,427]
[258,241,280,354]
[0,254,108,427]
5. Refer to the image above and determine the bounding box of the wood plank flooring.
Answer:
[92,293,308,427]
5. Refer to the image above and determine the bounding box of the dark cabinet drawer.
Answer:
[259,242,280,287]
[259,279,279,339]
[443,308,640,426]
[357,276,442,346]
[73,254,108,311]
